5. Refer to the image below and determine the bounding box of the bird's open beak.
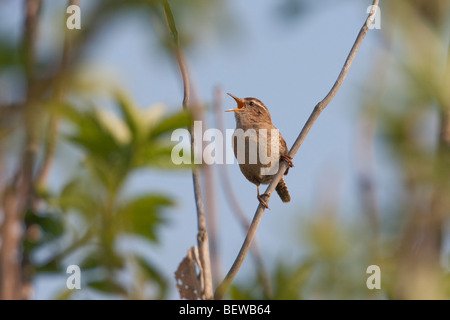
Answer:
[225,93,244,112]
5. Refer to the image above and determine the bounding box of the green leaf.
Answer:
[88,279,127,295]
[141,103,167,126]
[118,194,174,242]
[229,283,259,300]
[273,260,315,300]
[24,210,64,238]
[35,258,60,273]
[136,141,191,169]
[80,255,101,270]
[39,215,64,238]
[0,38,23,67]
[80,250,124,270]
[163,0,179,44]
[58,178,100,217]
[53,288,77,300]
[57,103,124,162]
[95,107,131,145]
[135,255,168,299]
[65,121,121,160]
[149,109,192,139]
[114,91,143,142]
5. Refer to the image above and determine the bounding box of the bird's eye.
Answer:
[249,101,254,106]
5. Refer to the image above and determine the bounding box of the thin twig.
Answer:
[163,1,213,299]
[214,0,380,300]
[23,0,41,84]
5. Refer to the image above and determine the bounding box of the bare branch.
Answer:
[214,0,380,300]
[23,0,41,84]
[163,1,213,299]
[0,0,43,300]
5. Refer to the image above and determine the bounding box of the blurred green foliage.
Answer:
[30,94,191,299]
[0,0,200,299]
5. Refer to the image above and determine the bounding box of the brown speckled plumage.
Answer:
[226,94,293,208]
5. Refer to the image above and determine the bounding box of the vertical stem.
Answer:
[164,2,213,299]
[0,0,42,300]
[0,188,22,299]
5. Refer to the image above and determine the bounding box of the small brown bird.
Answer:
[226,93,293,208]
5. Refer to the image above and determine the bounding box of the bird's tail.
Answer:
[276,177,291,203]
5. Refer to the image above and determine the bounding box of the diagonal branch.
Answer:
[214,0,380,300]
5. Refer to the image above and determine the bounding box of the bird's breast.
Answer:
[231,127,281,184]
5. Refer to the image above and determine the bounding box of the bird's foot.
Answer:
[280,155,294,168]
[257,193,270,209]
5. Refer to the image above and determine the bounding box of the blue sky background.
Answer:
[1,0,388,299]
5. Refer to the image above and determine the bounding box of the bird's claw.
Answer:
[258,193,270,209]
[280,155,294,168]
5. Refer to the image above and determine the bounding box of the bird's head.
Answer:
[226,93,272,127]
